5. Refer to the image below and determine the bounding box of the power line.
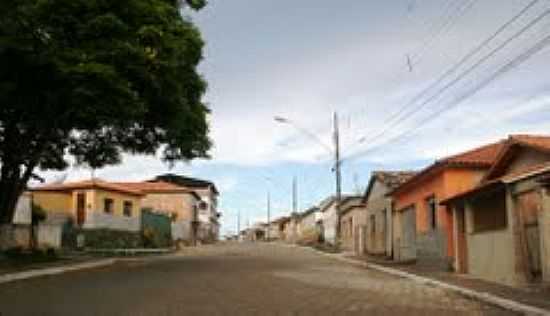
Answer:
[409,0,479,66]
[325,0,479,145]
[347,28,550,161]
[351,2,549,153]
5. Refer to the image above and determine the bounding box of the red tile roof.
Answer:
[114,181,192,193]
[438,140,506,167]
[31,179,145,196]
[391,135,550,195]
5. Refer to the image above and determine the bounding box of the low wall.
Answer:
[416,228,450,269]
[35,224,62,250]
[0,225,31,250]
[171,220,192,242]
[84,212,140,232]
[467,229,519,286]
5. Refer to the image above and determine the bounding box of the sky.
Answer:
[41,0,550,236]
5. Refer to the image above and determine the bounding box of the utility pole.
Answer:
[266,190,271,241]
[237,209,241,235]
[334,111,343,243]
[292,176,298,214]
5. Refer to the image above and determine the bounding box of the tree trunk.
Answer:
[0,161,35,225]
[0,177,23,225]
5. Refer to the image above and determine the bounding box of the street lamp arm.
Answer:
[274,116,333,155]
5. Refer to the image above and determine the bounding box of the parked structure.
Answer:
[339,196,365,253]
[363,171,417,257]
[151,174,221,242]
[442,135,550,286]
[390,140,506,268]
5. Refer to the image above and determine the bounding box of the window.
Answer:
[123,201,133,217]
[472,190,507,232]
[370,214,376,234]
[104,198,114,214]
[426,196,437,230]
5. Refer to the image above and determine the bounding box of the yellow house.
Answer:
[115,181,200,242]
[30,179,144,232]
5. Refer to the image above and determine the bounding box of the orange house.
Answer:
[391,140,505,268]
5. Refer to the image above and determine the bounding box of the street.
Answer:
[0,243,514,315]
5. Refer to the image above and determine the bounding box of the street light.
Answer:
[274,113,343,243]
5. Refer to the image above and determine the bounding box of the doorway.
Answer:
[77,193,86,227]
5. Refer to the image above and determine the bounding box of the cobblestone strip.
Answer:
[278,243,550,316]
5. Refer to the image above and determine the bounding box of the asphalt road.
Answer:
[0,243,515,315]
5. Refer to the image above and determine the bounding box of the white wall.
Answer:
[323,204,338,245]
[13,194,31,225]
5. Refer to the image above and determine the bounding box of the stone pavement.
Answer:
[350,253,550,312]
[0,242,516,315]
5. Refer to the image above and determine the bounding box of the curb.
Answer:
[282,243,550,316]
[0,259,116,285]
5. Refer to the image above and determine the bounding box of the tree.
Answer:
[0,0,211,225]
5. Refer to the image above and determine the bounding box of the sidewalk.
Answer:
[283,243,550,315]
[349,253,550,312]
[0,248,176,284]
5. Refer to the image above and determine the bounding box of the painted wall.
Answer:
[365,195,391,256]
[13,193,32,225]
[393,167,485,264]
[340,207,362,252]
[505,147,550,175]
[322,203,338,245]
[89,190,142,232]
[141,192,195,221]
[32,192,73,218]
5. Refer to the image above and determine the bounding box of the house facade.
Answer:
[320,195,362,246]
[319,197,339,245]
[152,174,220,242]
[116,181,200,244]
[339,197,365,253]
[363,171,416,257]
[296,206,322,244]
[442,135,550,286]
[391,140,505,267]
[31,180,144,232]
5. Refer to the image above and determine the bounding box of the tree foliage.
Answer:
[0,0,211,223]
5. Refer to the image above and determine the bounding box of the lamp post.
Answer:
[274,112,343,242]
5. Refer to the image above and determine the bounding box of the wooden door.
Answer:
[516,191,542,280]
[456,205,468,273]
[77,193,86,227]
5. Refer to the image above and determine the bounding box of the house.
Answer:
[296,206,322,244]
[282,213,300,243]
[151,174,221,242]
[363,171,417,257]
[267,217,287,240]
[441,135,550,286]
[320,195,362,246]
[339,196,365,253]
[31,179,144,232]
[390,139,505,268]
[115,181,201,245]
